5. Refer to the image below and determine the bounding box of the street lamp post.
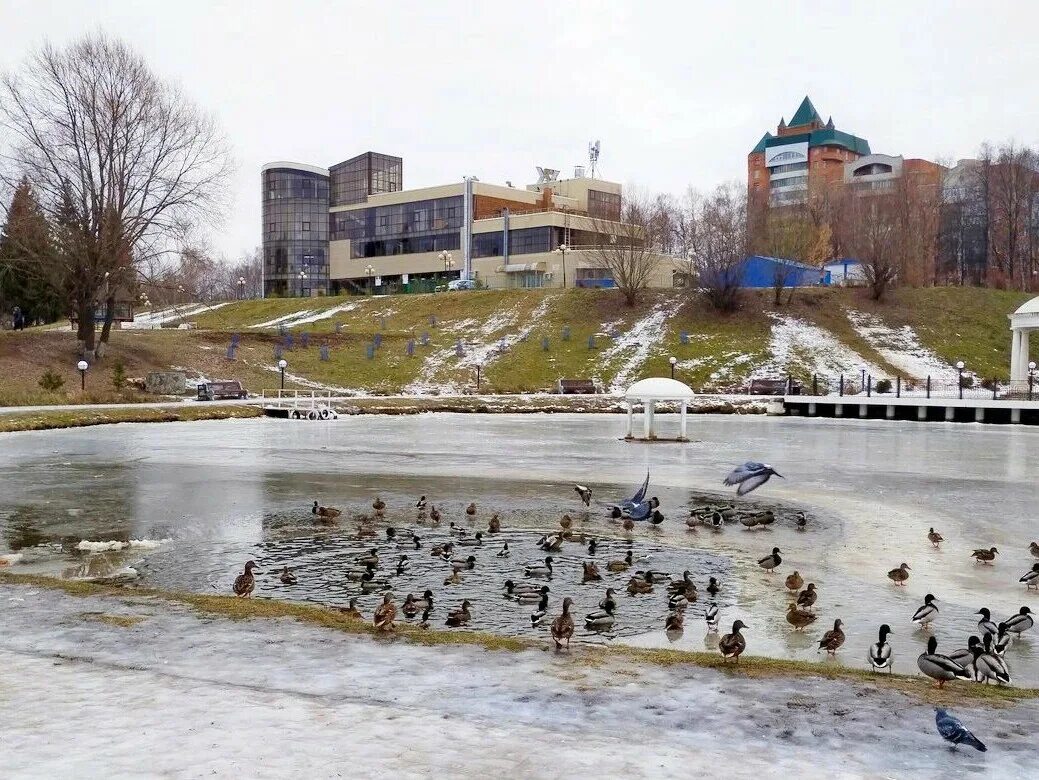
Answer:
[439,251,454,282]
[238,276,246,300]
[298,270,307,298]
[77,360,88,392]
[1029,360,1036,401]
[554,244,569,289]
[278,358,287,390]
[956,360,965,399]
[476,363,482,391]
[365,265,375,294]
[669,356,677,380]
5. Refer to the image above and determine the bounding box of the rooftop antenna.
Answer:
[588,140,600,179]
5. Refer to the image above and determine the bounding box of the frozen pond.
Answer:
[2,413,1038,684]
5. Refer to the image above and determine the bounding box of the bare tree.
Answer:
[682,183,748,312]
[588,192,667,306]
[0,33,231,357]
[843,196,900,301]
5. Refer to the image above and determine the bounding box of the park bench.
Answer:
[749,378,803,396]
[557,378,598,395]
[197,380,247,401]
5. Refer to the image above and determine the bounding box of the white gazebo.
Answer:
[1009,296,1039,392]
[623,377,696,441]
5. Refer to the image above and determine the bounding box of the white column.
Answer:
[626,402,634,438]
[679,401,688,440]
[1022,330,1031,379]
[1010,329,1022,380]
[645,401,656,439]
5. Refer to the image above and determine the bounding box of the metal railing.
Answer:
[260,389,335,410]
[784,373,1039,402]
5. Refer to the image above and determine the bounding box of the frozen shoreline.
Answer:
[2,584,1035,778]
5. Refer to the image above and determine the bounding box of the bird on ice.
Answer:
[723,462,783,496]
[573,484,592,506]
[603,472,650,515]
[934,708,987,752]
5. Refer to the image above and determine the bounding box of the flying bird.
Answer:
[574,484,592,506]
[723,462,783,496]
[604,472,650,515]
[934,708,987,752]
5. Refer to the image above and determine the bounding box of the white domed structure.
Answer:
[623,377,695,441]
[1009,296,1039,392]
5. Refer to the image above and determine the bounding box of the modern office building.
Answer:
[261,152,670,297]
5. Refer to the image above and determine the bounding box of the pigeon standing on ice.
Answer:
[574,484,592,507]
[723,462,783,496]
[934,708,987,752]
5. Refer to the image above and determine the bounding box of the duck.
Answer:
[785,570,804,592]
[488,515,501,533]
[948,635,981,678]
[356,548,379,567]
[530,591,550,625]
[395,555,411,576]
[638,570,672,583]
[445,600,472,627]
[416,495,427,510]
[418,607,432,629]
[622,517,635,531]
[402,593,419,618]
[971,546,998,564]
[443,571,463,586]
[1019,562,1039,589]
[704,602,720,632]
[233,561,258,597]
[740,510,775,529]
[786,602,817,630]
[718,620,748,662]
[1031,541,1039,559]
[538,533,564,552]
[496,542,510,558]
[410,535,422,550]
[606,551,633,572]
[574,484,592,506]
[912,594,939,628]
[794,511,807,531]
[918,636,971,688]
[1003,606,1034,635]
[504,579,543,597]
[312,501,341,520]
[587,538,598,555]
[706,576,721,598]
[430,542,454,558]
[685,513,703,530]
[927,527,944,548]
[430,506,442,523]
[278,565,297,585]
[413,590,435,610]
[757,547,782,573]
[598,588,618,612]
[867,624,893,673]
[887,562,911,586]
[582,561,602,582]
[976,608,997,636]
[360,570,389,593]
[516,584,551,604]
[449,555,477,571]
[626,572,654,595]
[818,619,845,655]
[373,593,396,631]
[560,514,573,531]
[668,592,691,611]
[346,563,377,582]
[456,532,484,547]
[667,571,697,602]
[550,598,575,649]
[708,511,723,531]
[337,597,362,619]
[465,502,477,517]
[524,557,554,578]
[665,611,685,631]
[994,623,1012,656]
[372,497,386,513]
[585,590,617,628]
[795,583,817,611]
[974,634,1011,685]
[449,522,469,538]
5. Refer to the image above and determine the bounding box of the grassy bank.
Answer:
[1,571,1031,706]
[0,404,262,433]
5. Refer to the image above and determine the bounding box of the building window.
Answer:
[268,222,275,234]
[302,221,310,232]
[447,206,457,219]
[588,189,622,221]
[378,216,389,228]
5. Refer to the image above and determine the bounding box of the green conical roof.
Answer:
[789,96,821,127]
[751,132,773,154]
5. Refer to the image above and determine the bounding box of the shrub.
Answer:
[959,374,975,389]
[38,370,65,392]
[980,377,998,391]
[111,360,127,391]
[875,378,893,394]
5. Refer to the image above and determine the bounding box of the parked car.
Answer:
[447,279,476,291]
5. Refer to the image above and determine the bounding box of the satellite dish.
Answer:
[536,167,559,184]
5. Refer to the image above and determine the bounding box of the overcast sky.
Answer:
[4,1,1039,259]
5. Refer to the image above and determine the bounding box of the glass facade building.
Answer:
[332,195,464,258]
[262,164,330,297]
[329,152,403,207]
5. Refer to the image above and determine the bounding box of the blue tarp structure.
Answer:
[736,256,823,288]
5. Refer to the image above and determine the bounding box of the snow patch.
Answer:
[76,539,171,553]
[250,302,362,329]
[249,310,318,329]
[126,302,230,329]
[598,302,674,393]
[754,314,885,382]
[846,310,956,382]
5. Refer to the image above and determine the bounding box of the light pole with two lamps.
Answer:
[278,358,287,390]
[956,360,965,399]
[298,270,308,297]
[238,276,246,300]
[77,360,89,392]
[553,244,569,289]
[364,265,375,294]
[439,251,454,282]
[1029,360,1037,401]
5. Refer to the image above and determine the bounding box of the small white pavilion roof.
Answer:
[1010,295,1039,328]
[624,377,696,402]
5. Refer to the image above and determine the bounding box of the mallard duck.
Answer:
[622,517,635,531]
[994,623,1012,656]
[337,597,362,619]
[402,593,419,618]
[796,583,817,610]
[1031,541,1039,559]
[279,565,297,585]
[488,515,501,533]
[704,602,719,632]
[626,572,654,595]
[450,555,477,571]
[416,495,427,510]
[457,531,484,547]
[356,548,379,567]
[795,511,807,531]
[430,542,454,558]
[887,562,911,585]
[233,561,258,597]
[1019,563,1039,589]
[525,557,554,578]
[413,590,435,610]
[1003,606,1034,635]
[560,514,573,531]
[443,571,463,586]
[372,497,386,513]
[706,576,721,597]
[445,599,472,627]
[395,555,410,575]
[665,610,684,631]
[667,571,697,602]
[530,591,550,625]
[971,546,998,564]
[449,522,469,538]
[574,484,592,506]
[668,592,691,611]
[346,563,377,581]
[410,535,422,550]
[465,502,477,517]
[974,635,1012,685]
[784,570,803,592]
[516,584,551,604]
[550,597,575,649]
[360,570,388,592]
[757,547,782,573]
[918,637,971,687]
[418,607,432,629]
[538,534,564,552]
[585,589,617,628]
[868,624,893,673]
[312,501,341,519]
[912,594,939,628]
[708,511,723,531]
[582,561,602,582]
[786,602,817,630]
[373,593,396,631]
[430,506,442,523]
[504,579,543,597]
[718,620,747,662]
[947,635,980,678]
[976,608,997,636]
[496,542,510,558]
[927,527,944,548]
[587,538,598,555]
[636,570,671,584]
[740,510,775,530]
[606,551,633,572]
[817,618,845,655]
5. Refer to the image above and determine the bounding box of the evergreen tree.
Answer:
[0,178,65,324]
